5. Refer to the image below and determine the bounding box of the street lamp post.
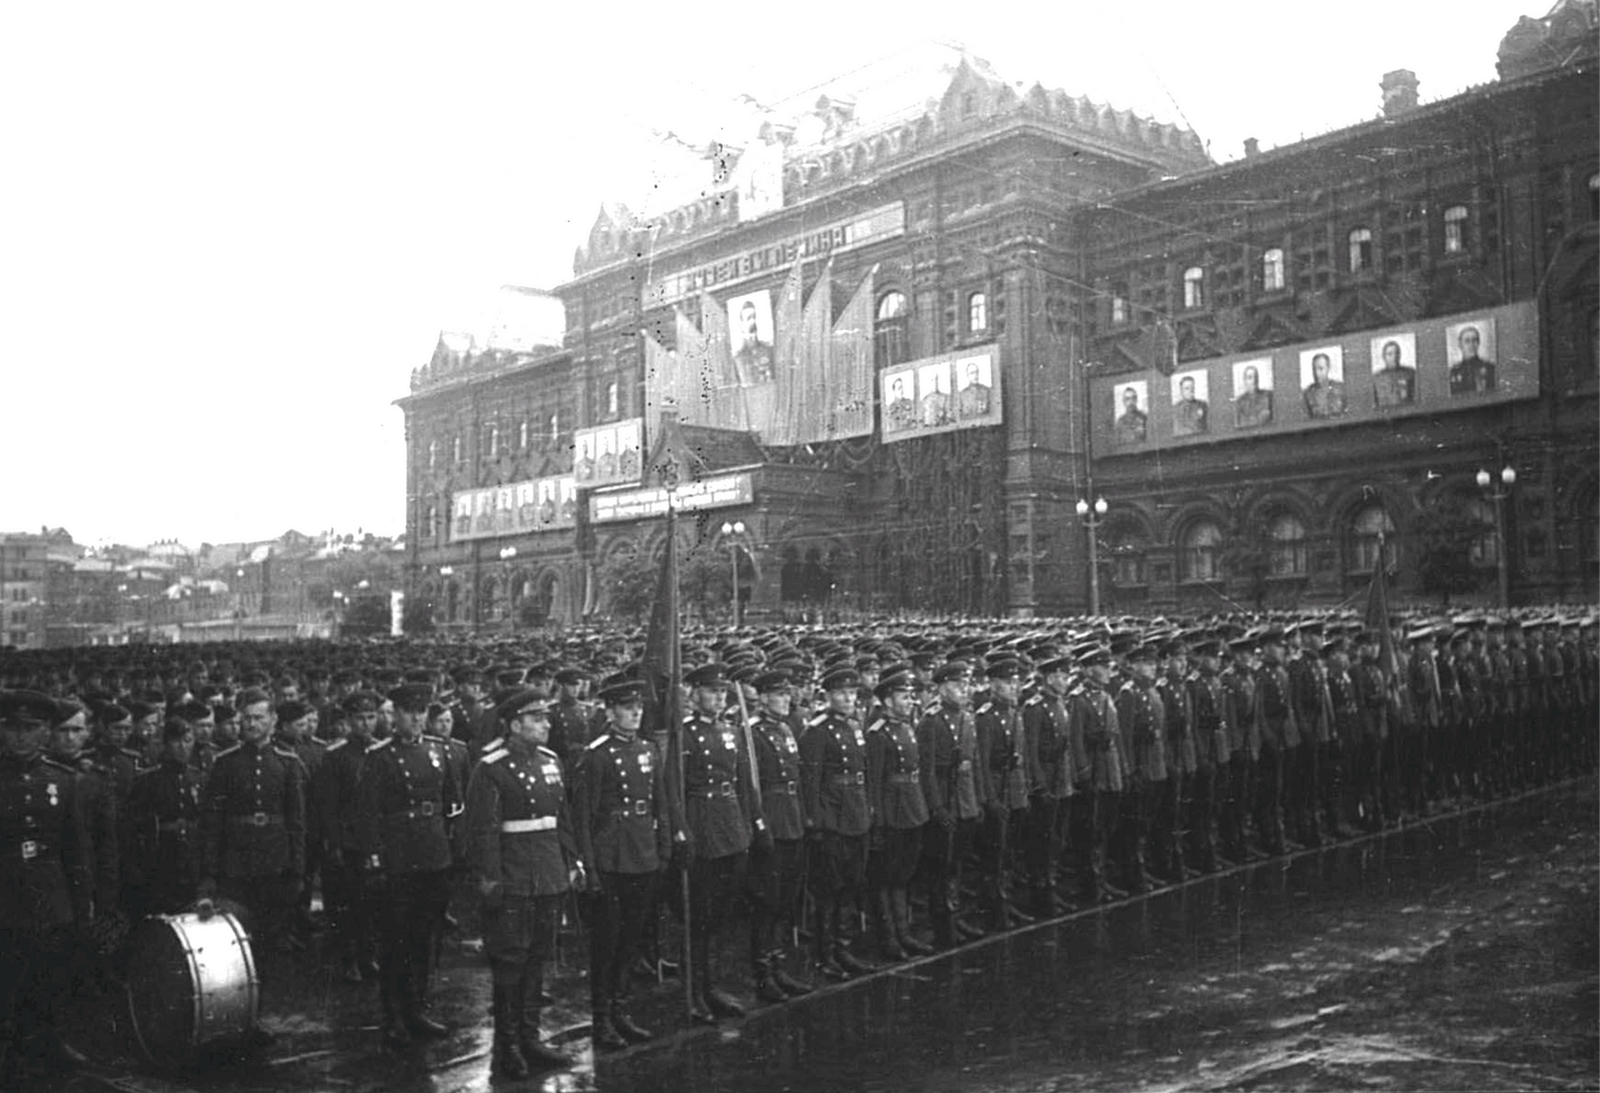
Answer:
[1476,464,1517,608]
[720,520,746,627]
[498,548,516,630]
[1075,496,1109,616]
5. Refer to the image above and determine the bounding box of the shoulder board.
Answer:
[1024,694,1043,706]
[274,746,302,761]
[323,738,347,753]
[536,745,559,760]
[481,748,508,765]
[42,757,75,773]
[866,718,888,734]
[422,733,445,743]
[585,734,612,751]
[214,744,242,759]
[119,746,144,760]
[365,738,393,753]
[481,737,503,753]
[975,702,994,715]
[806,713,828,728]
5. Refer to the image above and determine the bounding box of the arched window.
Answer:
[606,381,619,416]
[874,291,908,368]
[1108,526,1147,586]
[549,412,560,439]
[487,425,499,458]
[452,435,463,464]
[967,291,988,333]
[1348,227,1373,272]
[1261,248,1286,292]
[1349,504,1395,573]
[1180,520,1223,582]
[1268,513,1308,576]
[426,505,439,541]
[1183,266,1205,309]
[518,420,529,449]
[1443,205,1469,253]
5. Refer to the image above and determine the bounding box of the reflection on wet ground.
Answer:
[50,781,1597,1093]
[599,783,1597,1093]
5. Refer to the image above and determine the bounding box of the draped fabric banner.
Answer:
[641,261,876,446]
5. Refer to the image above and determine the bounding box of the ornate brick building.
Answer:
[398,19,1597,630]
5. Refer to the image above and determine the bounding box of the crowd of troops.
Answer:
[0,605,1594,1081]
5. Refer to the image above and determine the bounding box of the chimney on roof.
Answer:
[1243,137,1260,158]
[1380,69,1419,117]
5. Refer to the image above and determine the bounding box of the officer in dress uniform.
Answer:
[973,658,1035,929]
[1351,630,1392,829]
[127,720,203,915]
[274,700,324,947]
[45,701,119,942]
[313,690,382,983]
[745,670,814,1002]
[1154,636,1197,881]
[572,679,667,1049]
[865,669,932,961]
[199,686,306,977]
[1067,645,1127,903]
[357,684,460,1048]
[678,663,763,1021]
[1220,636,1264,860]
[0,691,93,1082]
[1114,643,1169,893]
[1186,638,1233,872]
[800,666,875,979]
[1253,629,1300,855]
[547,668,595,769]
[465,689,580,1077]
[1324,635,1363,833]
[1022,655,1081,916]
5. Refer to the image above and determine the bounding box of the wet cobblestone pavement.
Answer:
[36,778,1599,1093]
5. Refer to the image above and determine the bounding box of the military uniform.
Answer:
[310,733,378,979]
[572,719,667,1043]
[200,738,307,947]
[128,755,203,915]
[466,733,577,1073]
[1253,650,1298,854]
[972,676,1032,928]
[1186,659,1233,871]
[1020,676,1081,915]
[1067,667,1124,901]
[1154,664,1195,880]
[800,694,871,975]
[1114,665,1168,892]
[865,697,929,960]
[747,698,811,999]
[357,732,458,1039]
[915,684,984,946]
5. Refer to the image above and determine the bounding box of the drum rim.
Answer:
[126,910,261,1065]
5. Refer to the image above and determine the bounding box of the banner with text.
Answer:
[589,473,754,524]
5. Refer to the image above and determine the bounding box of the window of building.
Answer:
[606,382,619,416]
[1110,289,1129,325]
[549,412,560,439]
[519,420,529,449]
[427,440,437,472]
[967,291,988,334]
[1182,266,1205,310]
[961,91,977,119]
[1348,227,1373,272]
[426,505,439,541]
[452,435,462,464]
[1108,527,1147,586]
[1349,504,1395,573]
[1443,205,1469,253]
[487,425,499,458]
[875,291,908,367]
[1180,520,1223,582]
[1262,248,1285,292]
[1268,513,1308,576]
[1466,498,1498,566]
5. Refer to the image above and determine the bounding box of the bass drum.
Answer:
[125,906,259,1066]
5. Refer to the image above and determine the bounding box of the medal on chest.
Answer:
[541,761,561,786]
[47,782,59,807]
[637,752,651,773]
[720,730,737,752]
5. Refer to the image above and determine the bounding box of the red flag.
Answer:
[766,258,807,445]
[1364,530,1400,678]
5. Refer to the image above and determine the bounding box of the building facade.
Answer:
[399,22,1598,629]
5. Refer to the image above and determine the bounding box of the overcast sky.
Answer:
[0,0,1546,549]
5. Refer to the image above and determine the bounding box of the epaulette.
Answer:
[214,744,242,759]
[480,736,504,753]
[975,702,994,715]
[481,747,508,765]
[42,756,75,773]
[1024,694,1043,706]
[807,713,829,728]
[118,746,144,761]
[866,718,888,734]
[536,745,558,760]
[324,738,347,753]
[274,746,303,763]
[366,738,393,753]
[585,734,612,751]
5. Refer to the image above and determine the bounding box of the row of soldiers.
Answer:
[0,607,1594,1078]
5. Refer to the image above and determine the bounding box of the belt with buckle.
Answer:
[887,771,920,784]
[19,839,43,861]
[230,812,282,827]
[501,817,557,833]
[764,780,798,795]
[692,781,736,798]
[829,772,865,786]
[388,801,438,820]
[612,800,651,818]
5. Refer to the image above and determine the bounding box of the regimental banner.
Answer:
[880,345,1003,442]
[1093,301,1539,455]
[589,473,754,524]
[573,419,643,489]
[450,476,578,541]
[641,203,904,308]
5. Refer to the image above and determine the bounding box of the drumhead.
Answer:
[126,910,259,1065]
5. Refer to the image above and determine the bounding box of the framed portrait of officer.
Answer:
[882,368,917,433]
[1299,346,1347,418]
[1113,380,1148,444]
[1445,318,1497,396]
[955,355,993,420]
[1370,331,1417,408]
[727,289,775,385]
[918,361,952,427]
[1170,369,1209,436]
[1231,358,1274,428]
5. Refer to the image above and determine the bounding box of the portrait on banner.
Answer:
[955,354,993,420]
[1170,369,1210,436]
[882,368,917,433]
[617,419,642,481]
[1232,358,1275,428]
[1300,346,1348,419]
[516,481,536,528]
[1370,331,1417,408]
[1114,381,1149,444]
[1445,318,1497,396]
[919,360,952,427]
[574,432,597,483]
[727,288,775,385]
[537,479,557,525]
